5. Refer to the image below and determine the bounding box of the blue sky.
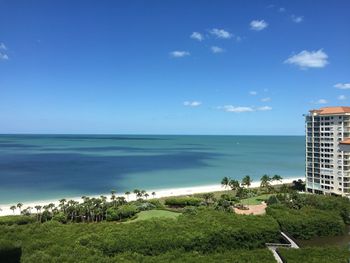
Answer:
[1,0,349,135]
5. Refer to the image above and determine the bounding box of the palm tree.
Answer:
[133,189,141,199]
[260,174,271,192]
[144,193,149,199]
[272,174,283,183]
[125,191,131,201]
[59,198,67,213]
[241,175,252,189]
[141,190,146,198]
[110,190,117,208]
[152,192,156,198]
[35,205,42,222]
[26,206,33,214]
[229,179,240,191]
[10,205,16,214]
[17,203,23,214]
[221,177,230,189]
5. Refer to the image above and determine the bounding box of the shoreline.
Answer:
[0,177,303,216]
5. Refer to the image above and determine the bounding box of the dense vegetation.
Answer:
[2,176,349,262]
[0,240,21,263]
[111,249,276,263]
[278,247,350,263]
[0,215,36,226]
[266,204,345,239]
[164,197,202,207]
[0,209,280,262]
[281,192,350,224]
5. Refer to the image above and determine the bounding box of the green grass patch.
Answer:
[240,194,273,205]
[128,210,181,223]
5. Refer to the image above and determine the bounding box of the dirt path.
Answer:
[234,202,267,215]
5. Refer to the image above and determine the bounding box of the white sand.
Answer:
[0,177,303,216]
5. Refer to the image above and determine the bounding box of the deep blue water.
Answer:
[0,135,304,203]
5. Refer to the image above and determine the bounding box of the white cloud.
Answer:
[0,53,8,60]
[190,32,204,41]
[249,91,257,96]
[257,106,272,111]
[261,97,271,102]
[291,15,303,23]
[184,101,202,107]
[284,49,328,69]
[170,51,190,58]
[211,46,225,53]
[209,28,232,39]
[250,20,268,31]
[218,105,272,113]
[279,7,286,12]
[0,43,7,50]
[221,105,254,113]
[338,95,347,100]
[315,99,328,104]
[334,83,350,89]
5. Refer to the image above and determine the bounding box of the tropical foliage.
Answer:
[164,197,203,207]
[278,247,350,263]
[0,209,280,262]
[266,204,345,239]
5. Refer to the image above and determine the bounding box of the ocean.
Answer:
[0,135,304,204]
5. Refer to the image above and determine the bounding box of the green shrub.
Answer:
[278,247,350,263]
[283,193,350,224]
[164,197,203,207]
[0,215,36,226]
[106,204,138,221]
[0,208,280,261]
[147,199,164,209]
[111,249,276,263]
[52,212,67,224]
[266,195,279,206]
[0,240,21,263]
[266,205,345,239]
[84,209,280,255]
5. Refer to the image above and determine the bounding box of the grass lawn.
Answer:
[240,194,273,205]
[128,210,181,223]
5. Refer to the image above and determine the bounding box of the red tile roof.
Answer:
[311,106,350,115]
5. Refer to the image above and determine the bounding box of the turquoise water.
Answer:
[0,135,304,203]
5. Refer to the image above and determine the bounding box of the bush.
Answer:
[0,215,36,226]
[0,209,280,261]
[0,240,21,263]
[283,193,350,224]
[278,247,350,263]
[84,209,280,255]
[106,204,138,221]
[266,205,345,239]
[136,202,156,211]
[52,212,67,224]
[147,199,164,209]
[111,249,276,263]
[164,197,203,207]
[266,195,279,206]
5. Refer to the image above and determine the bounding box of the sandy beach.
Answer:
[0,177,303,216]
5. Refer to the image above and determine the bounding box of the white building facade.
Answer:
[305,107,350,196]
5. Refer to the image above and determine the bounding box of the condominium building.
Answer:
[305,106,350,196]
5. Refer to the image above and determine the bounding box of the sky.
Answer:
[0,0,350,135]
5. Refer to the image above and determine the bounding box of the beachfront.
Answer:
[0,177,302,216]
